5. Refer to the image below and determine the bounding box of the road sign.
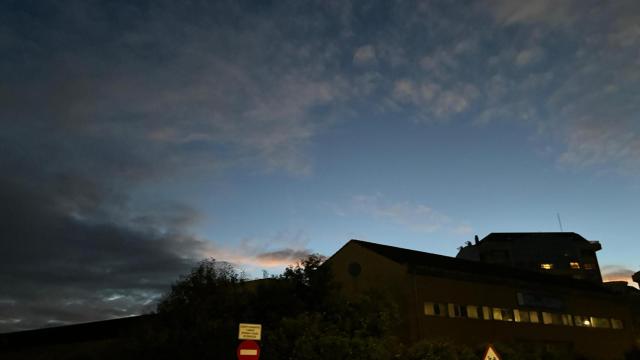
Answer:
[483,345,501,360]
[238,323,262,340]
[237,340,260,360]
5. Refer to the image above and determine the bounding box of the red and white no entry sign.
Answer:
[237,340,260,360]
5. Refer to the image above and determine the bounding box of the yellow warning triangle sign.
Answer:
[483,345,501,360]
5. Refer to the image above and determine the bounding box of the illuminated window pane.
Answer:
[491,308,513,321]
[424,302,435,316]
[611,319,624,329]
[591,317,611,328]
[492,308,503,321]
[561,314,573,326]
[501,309,514,322]
[529,311,539,323]
[569,262,580,269]
[513,309,521,322]
[424,302,447,317]
[482,306,492,320]
[448,303,457,317]
[574,315,591,327]
[542,312,563,325]
[515,309,530,323]
[540,263,554,270]
[467,305,479,319]
[584,263,595,270]
[447,303,468,318]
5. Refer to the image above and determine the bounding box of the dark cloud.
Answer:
[0,0,349,331]
[0,172,208,332]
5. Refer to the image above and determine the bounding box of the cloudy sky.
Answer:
[2,0,640,332]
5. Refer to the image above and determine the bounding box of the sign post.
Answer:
[238,323,262,341]
[482,345,501,360]
[238,323,262,360]
[237,340,260,360]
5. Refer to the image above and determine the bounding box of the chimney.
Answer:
[474,235,479,245]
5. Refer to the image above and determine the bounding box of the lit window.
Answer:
[447,303,456,317]
[529,311,539,323]
[492,308,513,321]
[467,305,479,319]
[591,317,611,329]
[561,314,573,326]
[424,302,446,317]
[540,263,554,270]
[448,303,467,318]
[424,302,435,316]
[514,309,533,323]
[492,308,503,321]
[482,306,492,320]
[574,315,591,327]
[502,309,514,321]
[569,262,580,269]
[542,312,563,325]
[583,263,595,270]
[611,319,624,329]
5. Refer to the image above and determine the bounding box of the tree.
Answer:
[404,339,475,360]
[143,255,403,360]
[157,258,244,313]
[150,258,248,359]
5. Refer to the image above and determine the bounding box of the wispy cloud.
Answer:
[349,194,472,235]
[3,0,639,176]
[558,120,640,172]
[515,46,545,66]
[0,2,349,178]
[485,0,578,26]
[353,45,377,66]
[601,265,639,289]
[203,230,313,270]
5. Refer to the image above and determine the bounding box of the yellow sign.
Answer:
[238,323,262,340]
[483,345,501,360]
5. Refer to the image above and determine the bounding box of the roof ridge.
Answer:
[348,239,607,293]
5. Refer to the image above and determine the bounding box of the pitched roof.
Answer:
[348,239,609,293]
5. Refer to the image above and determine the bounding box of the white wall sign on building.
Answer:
[238,323,262,341]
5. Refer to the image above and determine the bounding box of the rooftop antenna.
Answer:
[556,213,564,232]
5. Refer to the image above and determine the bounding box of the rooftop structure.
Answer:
[456,232,603,283]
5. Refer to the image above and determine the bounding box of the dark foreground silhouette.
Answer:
[2,257,638,360]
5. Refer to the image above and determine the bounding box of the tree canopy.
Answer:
[130,256,586,360]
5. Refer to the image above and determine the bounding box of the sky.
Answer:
[1,0,640,332]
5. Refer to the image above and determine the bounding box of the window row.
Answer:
[539,262,596,270]
[423,302,624,330]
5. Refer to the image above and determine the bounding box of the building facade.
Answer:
[327,238,638,360]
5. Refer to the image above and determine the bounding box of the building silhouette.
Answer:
[2,232,639,359]
[456,232,603,283]
[327,234,640,359]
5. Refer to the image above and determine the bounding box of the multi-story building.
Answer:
[326,236,639,359]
